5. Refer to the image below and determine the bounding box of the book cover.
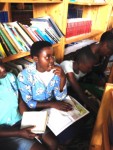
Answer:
[8,21,34,46]
[11,27,30,52]
[31,16,64,38]
[31,27,55,44]
[21,24,39,42]
[47,95,89,136]
[0,23,20,53]
[21,111,48,134]
[0,42,7,58]
[0,35,11,56]
[30,19,59,44]
[3,23,24,52]
[0,28,17,55]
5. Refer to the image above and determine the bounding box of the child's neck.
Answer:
[90,43,100,55]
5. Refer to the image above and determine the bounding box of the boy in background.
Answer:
[60,48,99,115]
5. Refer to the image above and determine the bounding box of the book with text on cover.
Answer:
[47,95,89,136]
[21,111,48,134]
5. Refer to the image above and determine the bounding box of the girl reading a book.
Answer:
[0,60,57,150]
[17,41,77,148]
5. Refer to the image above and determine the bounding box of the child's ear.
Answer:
[33,56,38,62]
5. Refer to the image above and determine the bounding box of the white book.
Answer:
[21,111,48,134]
[47,96,89,136]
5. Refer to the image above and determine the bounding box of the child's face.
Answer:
[100,42,113,57]
[0,65,7,78]
[34,47,55,72]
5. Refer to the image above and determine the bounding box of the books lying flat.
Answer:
[21,111,48,134]
[47,95,89,136]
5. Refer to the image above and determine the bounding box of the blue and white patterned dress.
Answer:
[17,62,67,109]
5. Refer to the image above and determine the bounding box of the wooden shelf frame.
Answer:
[2,43,60,63]
[69,2,108,6]
[0,0,62,3]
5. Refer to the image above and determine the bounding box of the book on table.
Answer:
[21,111,48,134]
[47,95,89,136]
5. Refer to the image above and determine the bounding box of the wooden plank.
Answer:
[108,64,113,83]
[69,2,107,5]
[0,0,62,3]
[90,83,113,150]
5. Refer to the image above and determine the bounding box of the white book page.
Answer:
[47,108,73,136]
[21,111,48,134]
[47,95,89,136]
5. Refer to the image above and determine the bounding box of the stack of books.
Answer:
[66,18,92,38]
[0,16,63,58]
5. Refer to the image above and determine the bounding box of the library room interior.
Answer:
[0,0,113,150]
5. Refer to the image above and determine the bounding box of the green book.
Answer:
[0,28,17,54]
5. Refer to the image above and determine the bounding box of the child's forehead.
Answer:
[40,47,53,54]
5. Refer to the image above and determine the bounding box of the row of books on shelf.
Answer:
[5,56,33,75]
[4,56,33,76]
[66,18,92,38]
[0,16,63,58]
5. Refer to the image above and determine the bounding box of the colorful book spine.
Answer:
[3,23,24,51]
[8,21,34,46]
[0,43,7,58]
[0,29,17,55]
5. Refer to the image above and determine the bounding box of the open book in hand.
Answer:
[47,95,89,136]
[21,111,48,134]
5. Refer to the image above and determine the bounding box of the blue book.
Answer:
[32,27,55,44]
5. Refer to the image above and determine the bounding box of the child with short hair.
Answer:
[0,61,50,150]
[17,41,73,148]
[60,48,99,114]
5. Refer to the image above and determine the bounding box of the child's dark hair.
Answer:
[74,47,96,64]
[100,30,113,52]
[30,41,52,58]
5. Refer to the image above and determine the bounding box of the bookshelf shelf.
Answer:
[0,0,62,3]
[66,30,102,44]
[2,43,60,63]
[2,52,30,63]
[69,2,108,6]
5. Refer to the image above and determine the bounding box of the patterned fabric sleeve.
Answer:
[17,72,37,109]
[53,75,67,101]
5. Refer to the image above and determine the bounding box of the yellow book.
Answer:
[0,43,7,58]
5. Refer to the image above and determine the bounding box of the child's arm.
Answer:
[66,72,99,114]
[18,92,29,115]
[0,126,37,139]
[53,65,66,91]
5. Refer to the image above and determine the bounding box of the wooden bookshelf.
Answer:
[0,0,113,62]
[90,83,113,150]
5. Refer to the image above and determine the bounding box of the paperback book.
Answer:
[47,95,89,136]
